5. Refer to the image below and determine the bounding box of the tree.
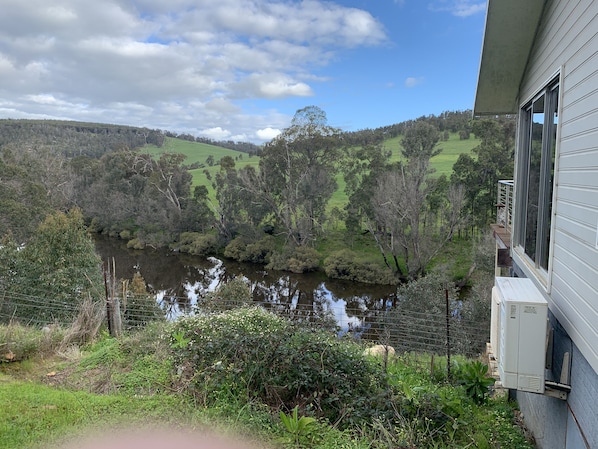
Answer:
[239,106,343,246]
[368,122,465,279]
[451,117,515,230]
[0,209,104,323]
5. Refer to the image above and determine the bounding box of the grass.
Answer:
[383,132,481,177]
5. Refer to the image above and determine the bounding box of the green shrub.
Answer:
[170,307,391,427]
[323,250,395,284]
[267,247,320,273]
[224,236,276,264]
[178,232,218,256]
[241,236,276,263]
[453,360,495,404]
[223,236,247,260]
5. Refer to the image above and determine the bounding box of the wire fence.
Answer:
[0,286,490,358]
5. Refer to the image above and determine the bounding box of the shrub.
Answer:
[453,360,495,404]
[178,232,218,256]
[224,236,275,264]
[170,307,391,427]
[323,250,395,284]
[223,236,247,260]
[241,236,276,264]
[267,246,320,273]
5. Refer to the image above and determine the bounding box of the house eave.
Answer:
[474,0,546,116]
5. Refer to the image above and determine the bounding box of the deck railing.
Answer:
[497,180,514,232]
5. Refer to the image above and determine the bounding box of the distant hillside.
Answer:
[0,119,164,158]
[142,137,260,193]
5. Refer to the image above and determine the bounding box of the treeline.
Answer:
[0,109,514,284]
[0,119,165,159]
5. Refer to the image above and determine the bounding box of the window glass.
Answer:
[524,95,544,262]
[517,79,558,273]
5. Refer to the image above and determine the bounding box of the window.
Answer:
[516,79,559,271]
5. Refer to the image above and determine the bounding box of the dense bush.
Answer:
[224,236,276,264]
[177,232,218,256]
[323,249,396,285]
[170,307,391,427]
[267,246,320,273]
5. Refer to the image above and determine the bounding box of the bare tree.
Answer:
[370,122,466,279]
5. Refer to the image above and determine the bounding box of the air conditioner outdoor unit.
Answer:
[492,277,548,393]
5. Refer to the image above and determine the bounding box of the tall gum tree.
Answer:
[240,106,343,246]
[369,121,466,280]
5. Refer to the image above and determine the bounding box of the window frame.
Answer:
[514,76,560,279]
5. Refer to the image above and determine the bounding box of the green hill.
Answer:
[143,133,480,208]
[142,137,260,195]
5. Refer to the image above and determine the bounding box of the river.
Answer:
[94,236,398,338]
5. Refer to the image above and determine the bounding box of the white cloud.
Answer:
[198,126,231,140]
[0,0,387,143]
[404,77,424,88]
[256,127,281,141]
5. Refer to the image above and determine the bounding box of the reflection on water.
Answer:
[94,236,397,338]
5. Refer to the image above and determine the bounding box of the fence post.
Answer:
[445,288,451,381]
[103,263,113,336]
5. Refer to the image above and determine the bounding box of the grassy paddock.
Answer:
[142,133,479,207]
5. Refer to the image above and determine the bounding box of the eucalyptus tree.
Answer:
[368,121,465,280]
[239,106,343,246]
[451,117,515,231]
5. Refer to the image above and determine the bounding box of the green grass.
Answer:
[383,132,480,177]
[0,376,193,449]
[143,137,260,202]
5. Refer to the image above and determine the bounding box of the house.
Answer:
[474,1,598,448]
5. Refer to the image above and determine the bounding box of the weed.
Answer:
[280,406,318,447]
[453,360,495,404]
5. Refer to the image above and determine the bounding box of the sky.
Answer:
[0,0,487,144]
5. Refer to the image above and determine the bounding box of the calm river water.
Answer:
[94,236,398,337]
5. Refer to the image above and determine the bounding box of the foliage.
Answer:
[122,272,166,328]
[177,232,218,256]
[0,146,55,242]
[266,246,320,273]
[453,360,495,404]
[224,235,276,264]
[238,106,343,246]
[0,209,104,324]
[323,249,396,285]
[1,320,534,449]
[170,307,391,427]
[71,149,211,247]
[280,406,318,447]
[451,116,516,230]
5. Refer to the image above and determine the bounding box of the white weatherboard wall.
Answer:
[513,0,598,377]
[495,277,548,393]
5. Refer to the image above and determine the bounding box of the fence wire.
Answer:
[0,289,490,358]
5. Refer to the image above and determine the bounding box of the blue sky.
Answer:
[0,0,487,143]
